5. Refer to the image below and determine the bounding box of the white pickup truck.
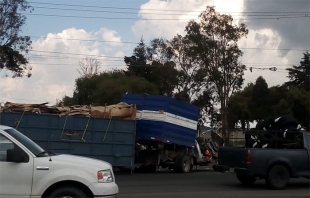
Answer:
[0,125,119,198]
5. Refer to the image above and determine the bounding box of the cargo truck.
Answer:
[0,94,222,173]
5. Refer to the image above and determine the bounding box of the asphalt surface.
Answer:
[114,168,310,198]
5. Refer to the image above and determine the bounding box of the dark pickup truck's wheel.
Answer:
[236,174,256,185]
[266,165,290,190]
[48,186,87,198]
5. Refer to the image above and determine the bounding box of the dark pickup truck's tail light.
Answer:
[245,150,251,164]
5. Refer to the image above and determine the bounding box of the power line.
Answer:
[31,5,310,18]
[28,36,310,52]
[27,1,310,14]
[28,50,124,59]
[26,54,125,62]
[25,53,304,67]
[23,12,310,21]
[30,36,137,45]
[27,61,294,68]
[26,60,294,72]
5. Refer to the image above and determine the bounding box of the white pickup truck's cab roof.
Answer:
[0,125,12,131]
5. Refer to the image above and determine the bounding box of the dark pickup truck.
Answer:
[213,131,310,190]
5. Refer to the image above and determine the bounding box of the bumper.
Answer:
[213,165,248,175]
[88,182,119,197]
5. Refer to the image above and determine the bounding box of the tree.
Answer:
[284,87,309,130]
[285,51,310,91]
[61,70,159,106]
[165,35,209,103]
[272,99,293,116]
[57,96,76,106]
[248,76,270,121]
[0,0,33,77]
[77,57,101,78]
[185,6,248,139]
[124,37,179,96]
[227,83,254,131]
[124,37,151,79]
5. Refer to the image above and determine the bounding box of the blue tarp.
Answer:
[121,94,199,147]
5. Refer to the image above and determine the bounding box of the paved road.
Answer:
[114,169,310,198]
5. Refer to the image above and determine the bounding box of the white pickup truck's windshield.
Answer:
[4,128,45,156]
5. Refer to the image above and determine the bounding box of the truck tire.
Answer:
[236,174,256,185]
[48,186,87,198]
[174,155,191,173]
[266,165,290,190]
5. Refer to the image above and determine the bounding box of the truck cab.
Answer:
[0,125,119,197]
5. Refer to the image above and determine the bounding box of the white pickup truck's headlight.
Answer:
[97,170,114,183]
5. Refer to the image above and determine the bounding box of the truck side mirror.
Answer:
[6,148,27,163]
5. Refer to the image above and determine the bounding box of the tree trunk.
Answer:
[221,104,229,143]
[224,107,229,144]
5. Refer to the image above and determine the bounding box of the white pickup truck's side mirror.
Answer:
[7,148,28,163]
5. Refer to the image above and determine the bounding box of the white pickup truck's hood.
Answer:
[32,154,116,195]
[43,154,112,170]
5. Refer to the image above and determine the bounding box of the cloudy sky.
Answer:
[0,0,309,105]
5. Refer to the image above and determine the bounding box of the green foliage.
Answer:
[124,37,179,95]
[285,87,309,130]
[272,99,293,115]
[227,75,310,130]
[0,0,33,77]
[248,76,270,121]
[285,52,310,91]
[124,37,151,79]
[60,70,159,106]
[227,83,253,129]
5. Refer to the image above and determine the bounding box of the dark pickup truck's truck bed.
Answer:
[213,132,310,190]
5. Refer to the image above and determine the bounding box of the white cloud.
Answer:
[95,27,122,47]
[0,27,126,105]
[132,0,245,40]
[132,0,213,40]
[239,28,301,88]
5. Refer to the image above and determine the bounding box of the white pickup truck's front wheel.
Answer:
[48,186,87,198]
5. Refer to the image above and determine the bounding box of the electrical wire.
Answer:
[30,5,310,18]
[25,52,307,68]
[27,36,310,52]
[27,1,310,14]
[23,13,310,21]
[26,62,292,69]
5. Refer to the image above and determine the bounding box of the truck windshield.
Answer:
[4,128,44,156]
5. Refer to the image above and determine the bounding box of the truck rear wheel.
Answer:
[236,174,256,185]
[174,155,191,173]
[266,165,290,190]
[48,186,87,198]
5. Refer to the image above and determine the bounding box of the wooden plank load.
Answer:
[1,101,137,120]
[245,115,303,149]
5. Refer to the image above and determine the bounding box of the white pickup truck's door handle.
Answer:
[36,166,49,170]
